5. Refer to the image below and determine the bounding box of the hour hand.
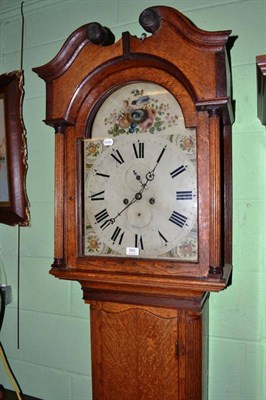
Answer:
[101,191,142,229]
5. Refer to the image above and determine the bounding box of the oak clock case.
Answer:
[83,82,198,262]
[33,5,234,400]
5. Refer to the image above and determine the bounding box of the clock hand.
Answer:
[100,146,167,231]
[148,144,167,177]
[101,189,144,230]
[132,145,167,193]
[140,145,167,190]
[133,170,144,186]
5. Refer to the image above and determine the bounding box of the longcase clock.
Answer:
[33,6,234,400]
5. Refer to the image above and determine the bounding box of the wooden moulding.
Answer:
[256,55,266,125]
[52,130,66,268]
[33,6,233,124]
[208,110,222,276]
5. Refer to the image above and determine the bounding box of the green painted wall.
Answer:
[0,0,265,399]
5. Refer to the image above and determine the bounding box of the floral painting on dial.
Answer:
[91,82,191,139]
[104,88,179,136]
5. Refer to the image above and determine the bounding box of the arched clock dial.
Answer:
[85,134,196,258]
[83,82,198,261]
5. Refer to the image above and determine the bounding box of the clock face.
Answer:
[83,82,198,261]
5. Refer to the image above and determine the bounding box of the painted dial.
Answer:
[85,134,197,258]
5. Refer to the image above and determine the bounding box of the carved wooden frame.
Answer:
[256,55,266,125]
[0,70,30,226]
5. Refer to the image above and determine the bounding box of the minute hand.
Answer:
[144,145,167,184]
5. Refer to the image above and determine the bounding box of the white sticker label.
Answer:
[103,138,114,146]
[126,247,140,256]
